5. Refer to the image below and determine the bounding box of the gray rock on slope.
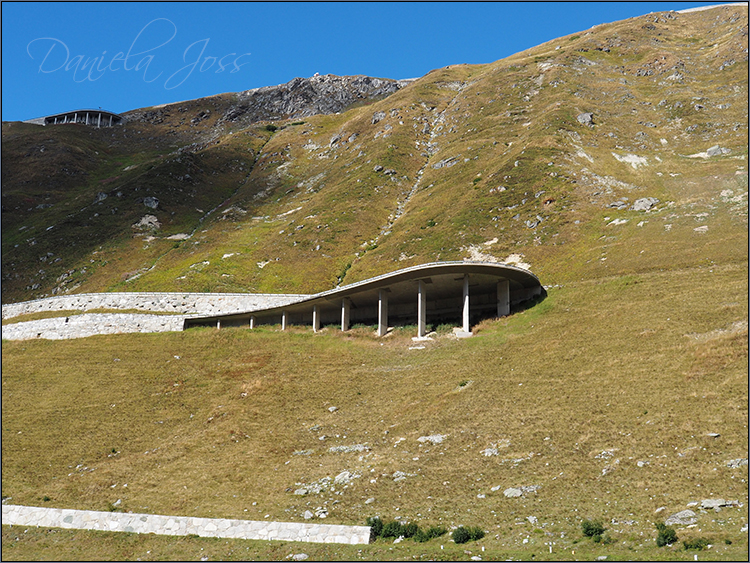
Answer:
[632,197,659,211]
[219,74,412,125]
[664,509,697,526]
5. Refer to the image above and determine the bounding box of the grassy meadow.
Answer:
[3,261,747,560]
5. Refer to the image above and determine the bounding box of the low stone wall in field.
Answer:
[2,504,371,545]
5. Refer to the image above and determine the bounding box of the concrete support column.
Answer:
[417,280,426,338]
[313,305,320,333]
[109,115,113,126]
[281,311,288,331]
[341,298,350,332]
[249,316,255,329]
[462,275,470,333]
[217,320,221,330]
[497,280,510,317]
[98,113,102,128]
[377,290,389,337]
[85,113,90,125]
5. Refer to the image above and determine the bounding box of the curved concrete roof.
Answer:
[184,261,544,334]
[23,109,125,126]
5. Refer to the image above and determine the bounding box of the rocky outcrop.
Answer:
[217,74,414,126]
[664,509,697,526]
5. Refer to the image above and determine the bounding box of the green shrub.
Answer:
[655,522,678,547]
[590,532,615,544]
[381,520,404,538]
[469,526,485,541]
[414,526,447,542]
[366,516,383,539]
[265,124,278,132]
[683,537,709,550]
[413,529,429,542]
[402,522,419,538]
[452,526,485,544]
[368,516,446,543]
[582,519,606,538]
[452,527,470,544]
[427,526,447,539]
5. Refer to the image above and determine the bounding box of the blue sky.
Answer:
[2,1,724,121]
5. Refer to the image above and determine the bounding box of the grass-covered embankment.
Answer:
[2,262,746,560]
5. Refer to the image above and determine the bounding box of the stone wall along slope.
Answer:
[2,504,371,545]
[2,292,310,320]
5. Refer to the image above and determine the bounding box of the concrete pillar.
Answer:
[462,274,470,333]
[377,290,389,337]
[98,113,102,128]
[86,112,90,125]
[109,115,113,126]
[281,311,287,331]
[417,280,426,337]
[313,305,320,333]
[341,298,350,332]
[217,320,221,330]
[249,316,255,329]
[497,280,510,317]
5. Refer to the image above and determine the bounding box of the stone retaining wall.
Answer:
[2,504,371,545]
[2,292,310,320]
[1,313,187,341]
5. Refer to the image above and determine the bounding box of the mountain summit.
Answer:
[125,74,414,131]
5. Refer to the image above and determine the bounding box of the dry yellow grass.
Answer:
[2,263,747,560]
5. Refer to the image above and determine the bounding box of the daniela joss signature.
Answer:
[26,18,251,89]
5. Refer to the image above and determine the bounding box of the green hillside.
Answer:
[2,5,747,561]
[2,5,746,301]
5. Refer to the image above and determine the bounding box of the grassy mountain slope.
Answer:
[2,5,748,561]
[3,6,746,301]
[2,263,747,560]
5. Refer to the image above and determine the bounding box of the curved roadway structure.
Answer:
[23,109,125,127]
[184,261,544,337]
